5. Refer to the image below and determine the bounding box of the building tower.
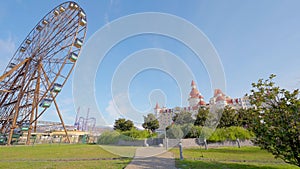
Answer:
[188,80,206,109]
[154,102,161,118]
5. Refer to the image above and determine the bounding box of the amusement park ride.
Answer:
[0,1,87,145]
[74,107,96,132]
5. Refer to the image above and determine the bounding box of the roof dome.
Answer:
[190,88,199,98]
[216,95,225,102]
[214,89,223,97]
[199,100,206,105]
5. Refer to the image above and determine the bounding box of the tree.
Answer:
[217,106,238,128]
[142,113,159,132]
[194,107,209,126]
[186,125,203,138]
[172,111,194,125]
[166,125,183,139]
[248,74,300,166]
[236,108,252,128]
[113,118,134,132]
[181,123,193,138]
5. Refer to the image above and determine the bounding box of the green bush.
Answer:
[167,125,184,139]
[122,128,155,139]
[181,123,193,138]
[169,125,254,142]
[207,126,254,142]
[208,128,227,142]
[226,126,254,140]
[97,129,158,144]
[200,127,214,139]
[97,130,136,144]
[98,126,254,144]
[186,125,202,138]
[117,134,135,141]
[97,131,121,144]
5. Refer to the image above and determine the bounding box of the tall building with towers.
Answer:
[154,80,252,132]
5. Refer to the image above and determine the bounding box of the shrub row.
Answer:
[208,126,255,142]
[98,126,254,144]
[97,129,157,145]
[166,124,254,142]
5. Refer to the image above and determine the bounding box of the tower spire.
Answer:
[155,102,160,109]
[154,102,161,117]
[191,80,196,89]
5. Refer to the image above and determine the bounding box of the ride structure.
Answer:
[74,107,96,132]
[0,1,87,145]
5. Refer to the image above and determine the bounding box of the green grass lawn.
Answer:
[170,146,299,169]
[2,144,299,169]
[100,145,137,157]
[0,144,134,169]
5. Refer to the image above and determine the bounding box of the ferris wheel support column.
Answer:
[34,104,38,132]
[34,62,41,133]
[53,98,70,143]
[26,62,41,145]
[7,59,31,145]
[41,65,70,143]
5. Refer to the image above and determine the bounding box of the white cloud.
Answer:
[105,99,123,124]
[103,0,121,26]
[104,92,145,125]
[105,97,145,128]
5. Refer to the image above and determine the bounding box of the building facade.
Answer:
[154,80,252,131]
[209,89,252,109]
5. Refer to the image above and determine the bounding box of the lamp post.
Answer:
[179,141,183,160]
[165,127,168,150]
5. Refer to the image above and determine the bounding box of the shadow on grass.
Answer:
[176,159,294,169]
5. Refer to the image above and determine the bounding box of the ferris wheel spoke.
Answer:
[34,30,75,64]
[39,41,72,63]
[7,56,31,143]
[36,11,78,55]
[24,8,77,62]
[36,23,79,61]
[0,62,29,108]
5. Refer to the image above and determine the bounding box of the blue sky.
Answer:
[0,0,300,126]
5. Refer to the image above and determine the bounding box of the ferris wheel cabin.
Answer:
[74,38,83,48]
[69,2,79,10]
[39,99,53,108]
[21,121,30,131]
[80,18,87,26]
[51,83,62,93]
[36,25,43,31]
[68,52,78,62]
[8,63,16,69]
[25,39,31,44]
[20,47,26,52]
[59,6,65,13]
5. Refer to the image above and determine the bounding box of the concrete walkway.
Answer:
[125,147,176,169]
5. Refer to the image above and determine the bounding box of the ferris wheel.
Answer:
[0,1,87,145]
